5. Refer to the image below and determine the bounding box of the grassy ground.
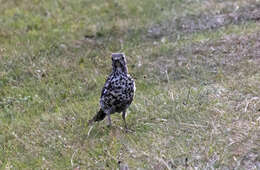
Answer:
[0,0,260,169]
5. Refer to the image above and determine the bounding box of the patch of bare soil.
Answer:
[148,3,260,38]
[177,3,260,33]
[186,32,260,72]
[147,32,260,87]
[149,31,260,83]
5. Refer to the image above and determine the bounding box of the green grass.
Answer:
[1,0,260,169]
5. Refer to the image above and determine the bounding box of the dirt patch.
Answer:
[148,31,260,83]
[187,32,260,70]
[148,3,260,38]
[177,3,260,33]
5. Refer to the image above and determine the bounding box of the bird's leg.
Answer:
[106,110,112,127]
[122,110,127,129]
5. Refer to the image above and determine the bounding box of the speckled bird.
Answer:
[88,53,135,129]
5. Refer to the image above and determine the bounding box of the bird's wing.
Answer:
[100,73,113,97]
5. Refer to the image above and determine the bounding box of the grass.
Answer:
[0,0,260,169]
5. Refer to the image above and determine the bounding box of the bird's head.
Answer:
[111,53,128,74]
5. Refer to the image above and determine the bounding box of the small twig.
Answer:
[155,118,168,122]
[183,87,191,105]
[157,158,171,170]
[71,150,78,168]
[87,126,93,137]
[169,91,174,101]
[180,122,208,128]
[244,98,249,113]
[165,69,169,83]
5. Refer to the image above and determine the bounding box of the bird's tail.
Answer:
[88,109,106,125]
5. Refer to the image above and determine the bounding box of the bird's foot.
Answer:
[107,123,112,128]
[124,127,134,133]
